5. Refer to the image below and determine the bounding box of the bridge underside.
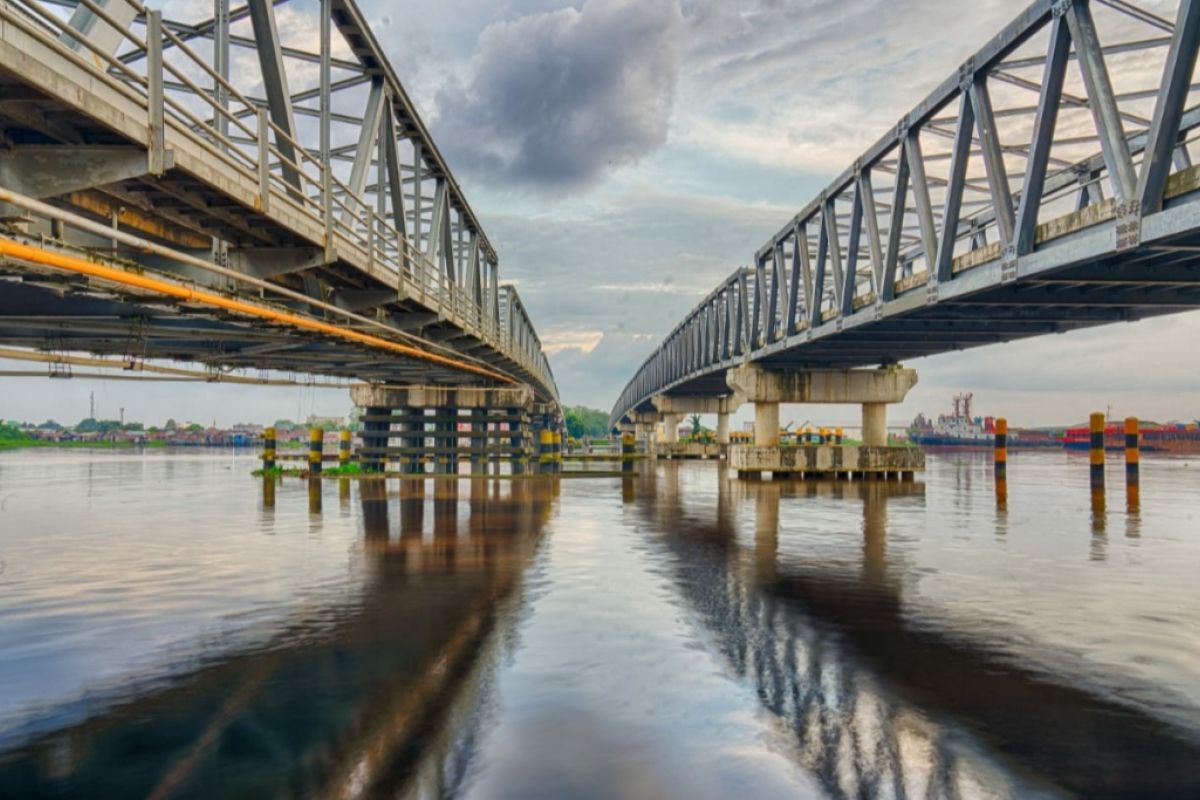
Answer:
[0,278,484,385]
[655,238,1200,408]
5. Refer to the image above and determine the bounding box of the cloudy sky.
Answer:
[3,0,1198,429]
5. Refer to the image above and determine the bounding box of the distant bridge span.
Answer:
[0,0,558,407]
[612,0,1200,429]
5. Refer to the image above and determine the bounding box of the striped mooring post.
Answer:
[835,427,844,445]
[1089,412,1105,492]
[994,417,1008,505]
[309,426,323,476]
[262,426,276,471]
[622,433,636,474]
[538,428,555,474]
[994,418,1008,480]
[819,427,829,445]
[1125,416,1140,509]
[339,429,352,467]
[552,430,563,473]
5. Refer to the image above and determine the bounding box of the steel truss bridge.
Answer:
[0,0,558,404]
[613,0,1200,427]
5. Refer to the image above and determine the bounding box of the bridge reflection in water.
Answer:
[3,466,1199,798]
[0,478,556,800]
[632,465,1200,799]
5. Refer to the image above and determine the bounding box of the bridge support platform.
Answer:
[729,444,923,481]
[654,442,725,460]
[725,365,922,480]
[350,384,535,475]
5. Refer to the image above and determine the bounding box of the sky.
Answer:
[2,0,1198,429]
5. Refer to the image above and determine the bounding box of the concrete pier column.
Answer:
[662,413,681,444]
[716,413,730,445]
[441,407,459,475]
[508,406,525,475]
[361,407,388,473]
[862,402,887,447]
[754,402,779,446]
[635,423,650,446]
[407,407,425,475]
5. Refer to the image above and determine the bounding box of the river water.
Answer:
[0,449,1198,798]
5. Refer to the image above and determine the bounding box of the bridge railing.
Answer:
[611,0,1200,427]
[0,0,559,403]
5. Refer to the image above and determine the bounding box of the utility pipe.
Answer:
[0,237,513,383]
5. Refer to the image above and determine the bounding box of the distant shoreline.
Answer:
[0,440,299,453]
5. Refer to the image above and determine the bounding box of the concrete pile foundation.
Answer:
[350,384,547,475]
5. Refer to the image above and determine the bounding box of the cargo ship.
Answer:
[1063,420,1200,453]
[909,393,1060,450]
[909,393,1005,449]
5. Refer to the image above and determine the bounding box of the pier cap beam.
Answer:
[651,394,743,416]
[350,383,533,410]
[726,365,917,404]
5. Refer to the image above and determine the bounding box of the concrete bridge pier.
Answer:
[724,365,923,480]
[716,413,731,446]
[351,384,535,475]
[631,412,658,455]
[861,402,888,448]
[650,394,743,459]
[660,413,682,445]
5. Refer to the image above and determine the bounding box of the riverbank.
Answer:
[0,439,169,452]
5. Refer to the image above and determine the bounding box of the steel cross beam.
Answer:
[610,0,1200,428]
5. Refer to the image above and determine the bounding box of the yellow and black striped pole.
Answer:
[338,429,351,467]
[994,418,1008,480]
[994,417,1008,505]
[1125,416,1140,510]
[308,476,322,514]
[622,432,635,474]
[538,428,554,474]
[819,426,829,445]
[804,426,813,444]
[1089,412,1105,493]
[835,427,844,445]
[309,426,323,476]
[552,429,563,473]
[262,426,276,471]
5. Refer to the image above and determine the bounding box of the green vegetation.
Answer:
[564,406,610,440]
[323,462,374,476]
[0,437,168,452]
[0,421,31,450]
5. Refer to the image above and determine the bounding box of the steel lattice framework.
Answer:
[612,0,1200,427]
[0,0,558,403]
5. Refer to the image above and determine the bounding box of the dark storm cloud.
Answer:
[433,0,683,188]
